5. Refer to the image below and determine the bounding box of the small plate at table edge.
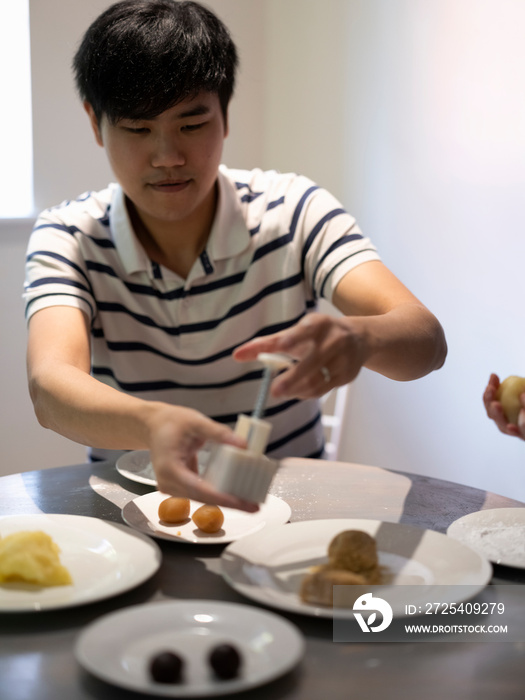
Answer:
[447,507,525,569]
[75,599,305,697]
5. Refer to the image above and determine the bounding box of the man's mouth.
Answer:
[149,179,191,192]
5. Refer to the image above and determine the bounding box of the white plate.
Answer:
[221,518,492,618]
[116,449,211,487]
[122,492,291,545]
[116,450,157,486]
[75,599,304,697]
[0,514,162,612]
[447,507,525,569]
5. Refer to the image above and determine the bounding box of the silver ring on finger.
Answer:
[320,366,331,383]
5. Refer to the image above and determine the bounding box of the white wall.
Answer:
[2,0,525,502]
[30,0,265,211]
[337,0,525,501]
[0,219,87,473]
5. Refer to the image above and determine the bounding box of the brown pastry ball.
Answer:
[328,530,378,573]
[300,566,367,607]
[158,497,191,524]
[192,505,224,533]
[496,375,525,425]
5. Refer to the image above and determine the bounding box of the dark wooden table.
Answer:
[1,457,524,700]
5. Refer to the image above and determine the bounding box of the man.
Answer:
[24,0,447,510]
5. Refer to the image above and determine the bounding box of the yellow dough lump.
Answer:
[496,375,525,425]
[0,531,72,587]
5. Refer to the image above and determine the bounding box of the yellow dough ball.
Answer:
[496,375,525,425]
[192,505,224,533]
[158,497,191,524]
[0,530,72,587]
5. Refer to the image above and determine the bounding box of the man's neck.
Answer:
[126,184,218,279]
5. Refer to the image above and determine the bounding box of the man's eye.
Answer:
[123,126,149,134]
[182,122,205,132]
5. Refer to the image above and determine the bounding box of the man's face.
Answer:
[86,92,228,233]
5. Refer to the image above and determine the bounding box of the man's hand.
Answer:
[234,260,446,399]
[146,405,259,512]
[233,313,365,399]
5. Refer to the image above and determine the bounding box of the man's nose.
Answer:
[150,134,186,168]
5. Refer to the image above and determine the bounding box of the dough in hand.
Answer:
[496,375,525,425]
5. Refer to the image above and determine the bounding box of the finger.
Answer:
[233,334,285,362]
[188,416,247,451]
[505,423,522,438]
[518,408,525,440]
[483,374,499,405]
[271,339,341,398]
[271,319,319,355]
[483,387,495,412]
[272,362,336,399]
[234,318,319,363]
[488,401,509,429]
[488,402,522,437]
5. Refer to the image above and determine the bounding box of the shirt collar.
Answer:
[108,168,251,276]
[207,166,251,261]
[109,185,150,275]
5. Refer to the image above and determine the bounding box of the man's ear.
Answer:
[223,108,230,139]
[83,102,104,147]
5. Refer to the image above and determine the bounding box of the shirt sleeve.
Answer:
[23,211,96,323]
[290,176,381,302]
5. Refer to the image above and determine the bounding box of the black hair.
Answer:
[73,0,238,124]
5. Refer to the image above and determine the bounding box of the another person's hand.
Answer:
[233,313,365,399]
[146,405,258,512]
[483,373,525,439]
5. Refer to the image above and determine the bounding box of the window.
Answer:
[0,1,33,217]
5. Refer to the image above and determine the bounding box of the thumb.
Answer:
[197,415,247,450]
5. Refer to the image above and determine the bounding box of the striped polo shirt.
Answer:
[24,165,380,461]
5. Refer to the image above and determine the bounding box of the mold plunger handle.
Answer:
[252,366,274,420]
[251,352,295,420]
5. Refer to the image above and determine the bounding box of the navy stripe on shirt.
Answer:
[96,274,305,336]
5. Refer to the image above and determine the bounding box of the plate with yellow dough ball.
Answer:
[122,492,291,545]
[0,514,161,612]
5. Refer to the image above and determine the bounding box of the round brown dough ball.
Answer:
[192,504,224,533]
[158,497,191,524]
[328,529,378,572]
